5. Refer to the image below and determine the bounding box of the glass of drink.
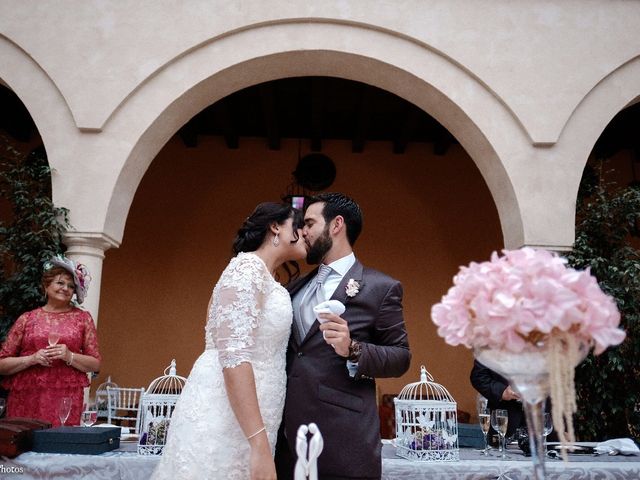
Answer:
[0,398,6,417]
[478,406,491,456]
[543,412,553,454]
[490,409,509,459]
[48,331,60,347]
[58,397,72,426]
[81,410,97,427]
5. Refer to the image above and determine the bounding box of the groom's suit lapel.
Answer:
[331,260,364,305]
[298,260,365,347]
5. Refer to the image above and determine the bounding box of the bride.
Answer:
[151,202,306,480]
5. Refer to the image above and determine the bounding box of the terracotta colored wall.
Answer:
[95,135,503,419]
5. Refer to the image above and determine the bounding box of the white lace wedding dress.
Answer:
[151,252,293,480]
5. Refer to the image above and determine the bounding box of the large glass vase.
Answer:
[475,343,588,480]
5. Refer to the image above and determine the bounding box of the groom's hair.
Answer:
[307,192,363,246]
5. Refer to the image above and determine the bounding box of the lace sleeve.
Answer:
[80,311,102,361]
[0,313,29,358]
[210,254,268,369]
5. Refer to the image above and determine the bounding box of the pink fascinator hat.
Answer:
[44,255,92,304]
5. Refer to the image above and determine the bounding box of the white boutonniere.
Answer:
[345,279,360,297]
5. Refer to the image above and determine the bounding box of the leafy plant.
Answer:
[565,160,640,441]
[0,135,70,341]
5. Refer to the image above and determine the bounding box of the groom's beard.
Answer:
[306,227,332,265]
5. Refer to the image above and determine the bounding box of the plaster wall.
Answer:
[1,1,639,253]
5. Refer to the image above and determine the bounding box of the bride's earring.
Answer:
[272,233,280,247]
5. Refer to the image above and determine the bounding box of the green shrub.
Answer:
[0,136,69,341]
[565,161,640,441]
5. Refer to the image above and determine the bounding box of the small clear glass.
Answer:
[478,406,491,456]
[543,412,553,454]
[58,396,72,426]
[48,331,60,347]
[491,409,509,460]
[81,410,97,427]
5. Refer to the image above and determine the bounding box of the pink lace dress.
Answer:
[0,307,101,426]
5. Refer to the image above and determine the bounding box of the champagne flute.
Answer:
[491,409,509,460]
[543,412,553,454]
[48,331,60,347]
[58,397,72,426]
[478,406,491,456]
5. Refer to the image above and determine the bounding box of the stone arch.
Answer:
[0,35,77,172]
[551,55,640,220]
[97,22,526,248]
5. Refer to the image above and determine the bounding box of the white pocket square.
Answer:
[313,300,346,323]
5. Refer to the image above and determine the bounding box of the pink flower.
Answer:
[431,248,625,355]
[345,279,360,297]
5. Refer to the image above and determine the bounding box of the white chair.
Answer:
[294,423,324,480]
[95,376,119,420]
[106,386,145,434]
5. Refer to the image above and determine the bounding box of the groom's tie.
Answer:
[298,264,333,341]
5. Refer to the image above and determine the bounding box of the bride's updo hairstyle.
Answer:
[232,202,303,255]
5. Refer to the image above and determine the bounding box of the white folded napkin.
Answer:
[313,300,346,323]
[95,423,131,435]
[595,438,639,455]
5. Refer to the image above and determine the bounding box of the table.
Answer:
[3,443,639,479]
[2,443,156,480]
[381,444,640,479]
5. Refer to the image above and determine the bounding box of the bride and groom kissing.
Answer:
[152,192,411,480]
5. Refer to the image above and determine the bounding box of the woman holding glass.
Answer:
[0,255,100,426]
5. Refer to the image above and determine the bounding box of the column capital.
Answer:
[61,231,119,326]
[520,244,572,253]
[63,231,121,258]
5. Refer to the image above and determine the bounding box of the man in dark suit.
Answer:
[470,360,525,438]
[276,193,411,480]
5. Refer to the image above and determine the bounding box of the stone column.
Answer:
[63,232,119,401]
[63,232,120,326]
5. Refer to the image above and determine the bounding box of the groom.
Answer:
[276,192,411,480]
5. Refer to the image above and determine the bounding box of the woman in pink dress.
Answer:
[0,256,101,426]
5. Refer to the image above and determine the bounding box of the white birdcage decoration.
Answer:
[138,359,187,455]
[394,365,459,462]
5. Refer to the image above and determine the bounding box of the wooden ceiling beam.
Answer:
[214,98,239,149]
[393,106,421,154]
[433,126,454,156]
[259,83,280,150]
[178,123,198,148]
[352,85,372,153]
[310,78,324,152]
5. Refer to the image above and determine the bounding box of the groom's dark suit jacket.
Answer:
[279,259,411,479]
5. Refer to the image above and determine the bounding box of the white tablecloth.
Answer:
[2,443,639,479]
[382,444,640,480]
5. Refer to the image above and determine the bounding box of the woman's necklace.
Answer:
[42,305,72,313]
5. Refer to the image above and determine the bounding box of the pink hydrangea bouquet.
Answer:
[431,247,625,354]
[431,247,626,451]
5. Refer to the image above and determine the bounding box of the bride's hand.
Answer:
[249,447,276,480]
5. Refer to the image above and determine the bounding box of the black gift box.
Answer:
[457,423,485,449]
[32,426,121,454]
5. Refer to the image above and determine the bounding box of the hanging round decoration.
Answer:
[293,153,337,191]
